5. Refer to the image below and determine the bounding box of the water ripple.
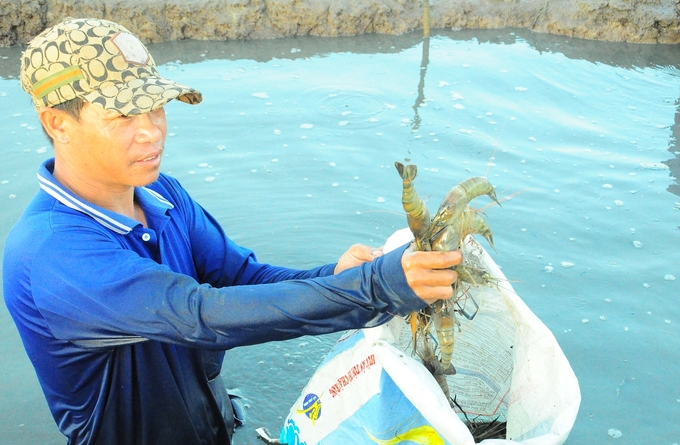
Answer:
[308,87,394,129]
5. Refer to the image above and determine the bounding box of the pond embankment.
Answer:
[2,0,679,47]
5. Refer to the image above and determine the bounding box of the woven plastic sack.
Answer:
[279,228,580,445]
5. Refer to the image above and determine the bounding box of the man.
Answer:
[2,17,461,445]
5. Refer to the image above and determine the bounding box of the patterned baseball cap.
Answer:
[20,17,202,116]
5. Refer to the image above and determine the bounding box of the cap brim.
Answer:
[83,75,202,116]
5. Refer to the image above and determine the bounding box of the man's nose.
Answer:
[134,112,164,144]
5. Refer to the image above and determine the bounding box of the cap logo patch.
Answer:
[111,32,149,65]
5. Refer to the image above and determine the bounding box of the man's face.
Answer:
[62,102,168,191]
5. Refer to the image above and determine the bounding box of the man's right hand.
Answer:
[401,245,462,304]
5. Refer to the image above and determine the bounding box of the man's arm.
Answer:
[29,230,452,350]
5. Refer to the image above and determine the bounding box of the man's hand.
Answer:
[334,244,384,274]
[401,245,463,304]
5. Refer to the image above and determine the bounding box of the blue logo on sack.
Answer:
[296,393,322,425]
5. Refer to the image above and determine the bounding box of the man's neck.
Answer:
[52,160,145,226]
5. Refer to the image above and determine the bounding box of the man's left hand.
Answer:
[334,244,383,274]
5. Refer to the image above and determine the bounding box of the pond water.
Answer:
[1,28,679,445]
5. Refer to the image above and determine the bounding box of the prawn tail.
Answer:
[463,209,495,249]
[395,161,417,182]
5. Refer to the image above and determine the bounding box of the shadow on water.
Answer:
[662,98,680,200]
[411,0,430,132]
[411,36,429,132]
[3,27,680,78]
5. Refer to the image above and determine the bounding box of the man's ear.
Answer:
[38,107,71,144]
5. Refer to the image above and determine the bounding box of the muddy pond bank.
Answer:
[1,0,680,47]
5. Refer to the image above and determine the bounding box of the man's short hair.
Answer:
[54,97,85,119]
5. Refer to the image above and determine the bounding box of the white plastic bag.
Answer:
[280,228,580,445]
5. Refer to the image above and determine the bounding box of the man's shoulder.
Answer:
[4,190,107,257]
[7,191,59,243]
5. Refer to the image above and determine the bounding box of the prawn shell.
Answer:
[395,161,431,241]
[433,300,456,373]
[427,177,499,239]
[430,207,494,251]
[430,223,461,252]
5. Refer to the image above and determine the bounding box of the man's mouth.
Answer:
[138,149,163,163]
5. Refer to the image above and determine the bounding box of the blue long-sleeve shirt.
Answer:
[2,158,426,445]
